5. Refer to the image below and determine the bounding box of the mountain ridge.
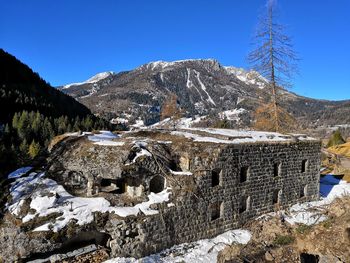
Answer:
[0,48,93,123]
[59,59,350,128]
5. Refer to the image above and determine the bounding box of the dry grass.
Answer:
[328,142,350,158]
[341,174,350,183]
[48,134,71,151]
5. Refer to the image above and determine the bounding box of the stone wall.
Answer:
[107,140,321,257]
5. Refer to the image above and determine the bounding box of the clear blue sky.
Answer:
[1,0,349,100]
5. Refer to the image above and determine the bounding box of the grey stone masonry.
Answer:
[107,139,321,257]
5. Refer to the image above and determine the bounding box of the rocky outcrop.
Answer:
[0,216,59,262]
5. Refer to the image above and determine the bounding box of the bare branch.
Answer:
[247,0,299,132]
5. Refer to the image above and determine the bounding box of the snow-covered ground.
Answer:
[6,171,171,232]
[218,108,246,122]
[104,229,251,263]
[87,130,119,142]
[7,166,32,179]
[171,128,315,144]
[94,141,125,146]
[130,119,145,129]
[87,131,124,146]
[111,117,129,124]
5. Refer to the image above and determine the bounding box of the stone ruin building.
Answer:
[48,128,321,258]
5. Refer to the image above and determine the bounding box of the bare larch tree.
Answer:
[160,93,183,129]
[248,0,298,132]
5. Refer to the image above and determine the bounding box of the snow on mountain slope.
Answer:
[138,59,222,72]
[62,71,114,89]
[219,108,246,122]
[60,59,350,128]
[224,66,268,89]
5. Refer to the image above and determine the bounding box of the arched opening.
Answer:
[149,175,165,193]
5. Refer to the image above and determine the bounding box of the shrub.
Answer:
[322,219,333,229]
[295,224,312,234]
[273,234,295,246]
[327,130,345,148]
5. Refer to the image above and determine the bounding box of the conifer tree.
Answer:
[17,111,31,141]
[31,111,42,135]
[12,112,19,129]
[28,140,41,158]
[19,138,28,154]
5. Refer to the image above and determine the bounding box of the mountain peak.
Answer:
[85,71,114,83]
[138,59,221,71]
[62,71,114,89]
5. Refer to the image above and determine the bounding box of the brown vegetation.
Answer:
[218,197,350,263]
[253,102,297,133]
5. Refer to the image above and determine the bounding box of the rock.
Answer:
[265,251,274,261]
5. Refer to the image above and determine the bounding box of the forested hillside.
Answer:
[0,49,92,122]
[0,49,113,182]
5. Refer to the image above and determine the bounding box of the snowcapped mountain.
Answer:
[60,59,350,128]
[62,71,114,89]
[224,67,268,89]
[59,71,115,99]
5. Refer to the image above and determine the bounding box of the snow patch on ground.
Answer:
[150,116,207,129]
[7,166,32,179]
[131,119,145,129]
[94,141,125,146]
[6,170,171,232]
[170,169,193,176]
[111,117,129,124]
[87,131,118,142]
[124,141,153,165]
[127,148,152,165]
[177,116,207,128]
[104,229,251,263]
[87,131,123,146]
[171,128,314,144]
[218,108,246,121]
